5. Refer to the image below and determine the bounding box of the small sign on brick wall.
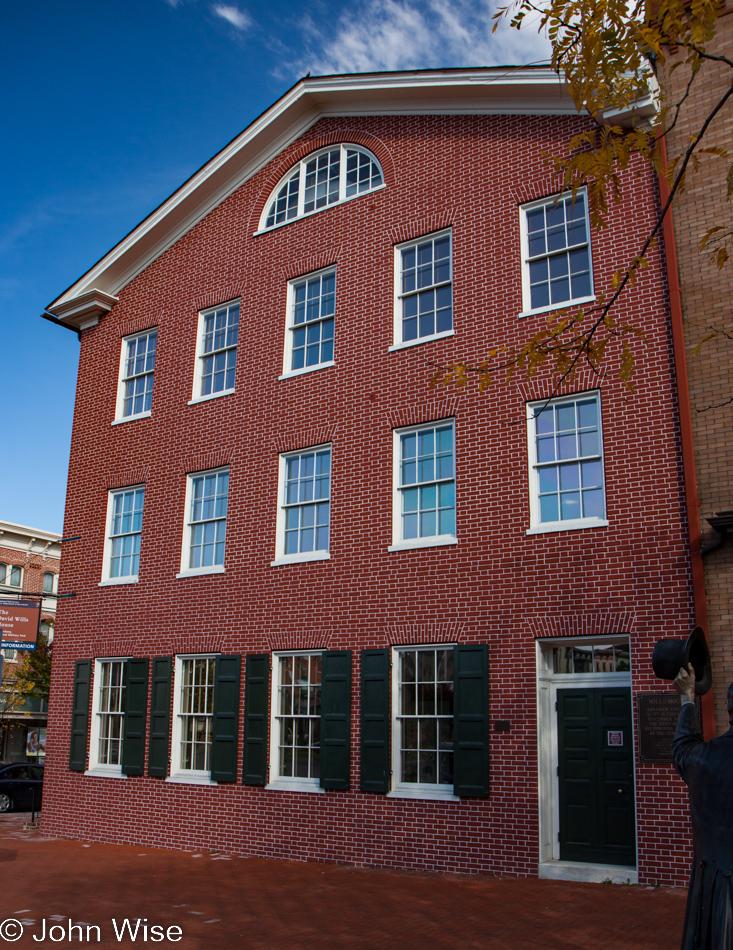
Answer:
[637,693,682,763]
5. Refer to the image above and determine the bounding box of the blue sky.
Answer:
[0,0,549,533]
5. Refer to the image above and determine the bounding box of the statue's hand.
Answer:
[674,663,696,705]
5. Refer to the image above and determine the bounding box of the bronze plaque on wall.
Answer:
[637,693,682,763]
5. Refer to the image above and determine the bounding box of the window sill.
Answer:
[270,551,330,567]
[388,536,457,552]
[187,389,235,406]
[389,786,460,802]
[176,565,226,579]
[518,296,596,320]
[98,576,138,587]
[112,411,151,426]
[526,518,609,535]
[166,774,218,786]
[266,780,325,794]
[279,361,335,380]
[85,768,127,779]
[388,330,454,352]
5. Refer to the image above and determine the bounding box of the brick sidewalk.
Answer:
[0,815,686,949]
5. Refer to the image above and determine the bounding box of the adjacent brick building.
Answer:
[661,8,733,734]
[43,68,696,884]
[0,520,60,763]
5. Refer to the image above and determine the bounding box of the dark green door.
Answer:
[557,688,636,867]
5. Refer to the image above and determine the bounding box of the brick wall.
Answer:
[662,11,733,732]
[43,111,693,883]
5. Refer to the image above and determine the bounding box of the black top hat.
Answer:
[652,626,712,695]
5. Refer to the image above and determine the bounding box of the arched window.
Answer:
[43,571,55,593]
[261,144,384,231]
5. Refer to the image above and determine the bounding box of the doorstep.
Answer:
[539,860,638,885]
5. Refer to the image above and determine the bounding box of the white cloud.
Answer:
[212,4,251,30]
[295,0,550,77]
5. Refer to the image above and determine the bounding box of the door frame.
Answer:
[536,637,638,880]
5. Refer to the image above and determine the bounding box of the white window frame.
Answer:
[113,328,157,424]
[99,486,145,586]
[0,564,22,589]
[168,654,218,786]
[280,267,336,379]
[86,657,129,778]
[526,391,608,535]
[267,650,325,793]
[189,300,240,405]
[258,144,385,234]
[390,230,454,351]
[42,571,56,594]
[178,468,229,578]
[389,644,459,802]
[519,190,595,318]
[390,420,457,552]
[272,445,331,566]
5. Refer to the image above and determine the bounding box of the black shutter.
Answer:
[453,644,490,797]
[211,654,241,783]
[320,650,352,790]
[148,656,172,778]
[243,654,270,786]
[69,659,92,772]
[122,657,149,776]
[360,649,390,793]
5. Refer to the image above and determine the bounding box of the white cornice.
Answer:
[47,66,581,326]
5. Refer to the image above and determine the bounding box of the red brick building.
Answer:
[0,520,60,763]
[43,68,696,884]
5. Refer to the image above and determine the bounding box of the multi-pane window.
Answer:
[274,653,321,781]
[395,422,455,543]
[198,303,239,398]
[521,192,593,312]
[119,330,157,419]
[42,572,55,594]
[0,564,21,587]
[278,448,331,559]
[177,656,215,773]
[262,145,383,230]
[286,270,335,373]
[395,232,452,345]
[186,469,229,570]
[95,659,126,769]
[528,393,606,528]
[396,647,454,788]
[107,487,145,579]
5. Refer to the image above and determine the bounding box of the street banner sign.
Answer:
[0,599,41,650]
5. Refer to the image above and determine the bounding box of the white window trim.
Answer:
[267,649,325,792]
[114,329,157,423]
[391,420,457,549]
[190,300,240,402]
[101,485,144,584]
[392,229,453,348]
[86,657,129,778]
[389,644,460,801]
[256,144,385,234]
[273,444,332,565]
[281,266,336,378]
[519,190,594,317]
[179,467,229,576]
[526,392,607,534]
[168,653,219,785]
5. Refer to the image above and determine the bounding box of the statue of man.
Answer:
[672,664,733,950]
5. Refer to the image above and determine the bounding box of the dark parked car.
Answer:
[0,763,43,813]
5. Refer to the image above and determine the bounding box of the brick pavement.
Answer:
[0,815,686,949]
